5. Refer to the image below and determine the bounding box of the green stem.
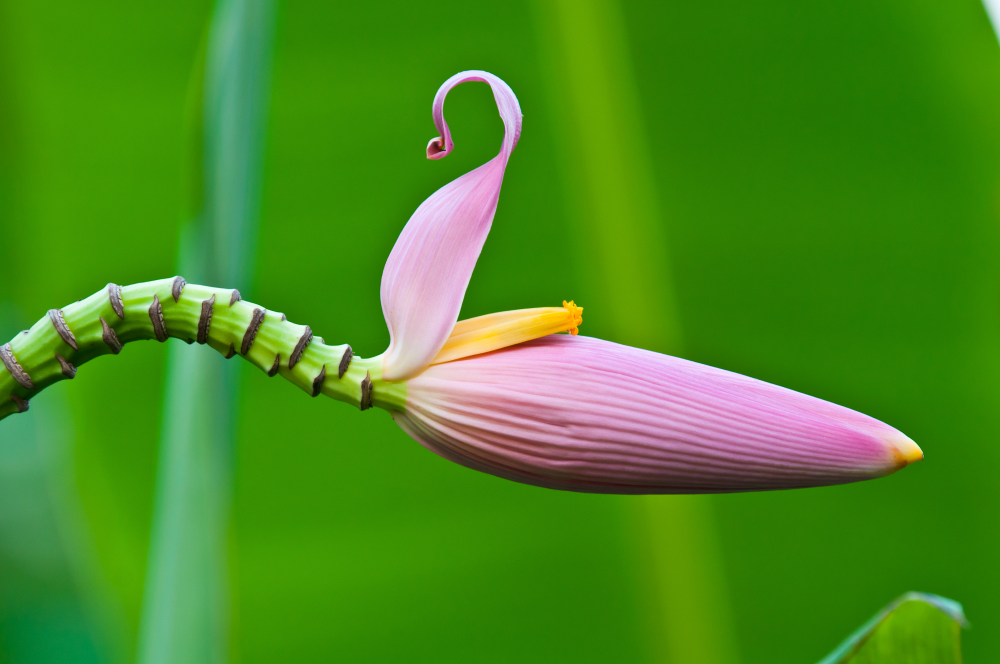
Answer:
[0,276,406,422]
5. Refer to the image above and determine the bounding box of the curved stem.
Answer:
[0,277,406,422]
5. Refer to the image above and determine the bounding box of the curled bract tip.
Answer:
[427,70,522,162]
[426,137,447,159]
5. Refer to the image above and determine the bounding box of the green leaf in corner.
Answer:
[818,592,968,664]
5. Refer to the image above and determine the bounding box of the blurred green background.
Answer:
[2,0,1000,662]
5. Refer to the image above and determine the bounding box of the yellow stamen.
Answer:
[432,301,583,365]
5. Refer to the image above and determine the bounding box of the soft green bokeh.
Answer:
[2,0,1000,663]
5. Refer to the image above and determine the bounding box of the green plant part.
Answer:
[818,592,967,664]
[0,277,406,422]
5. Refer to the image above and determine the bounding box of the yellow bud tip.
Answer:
[562,300,583,336]
[890,433,923,469]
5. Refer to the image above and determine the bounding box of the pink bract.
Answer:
[380,71,522,381]
[394,335,920,494]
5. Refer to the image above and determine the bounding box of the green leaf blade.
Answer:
[819,593,967,664]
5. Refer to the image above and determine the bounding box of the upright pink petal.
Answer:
[393,335,922,494]
[380,71,523,380]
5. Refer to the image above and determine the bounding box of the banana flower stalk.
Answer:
[0,71,922,493]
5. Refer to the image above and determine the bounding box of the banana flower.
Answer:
[0,71,922,494]
[379,71,921,493]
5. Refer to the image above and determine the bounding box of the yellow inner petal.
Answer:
[432,300,583,365]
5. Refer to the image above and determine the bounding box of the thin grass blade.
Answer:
[136,2,276,663]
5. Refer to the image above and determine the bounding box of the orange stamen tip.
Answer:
[562,300,583,335]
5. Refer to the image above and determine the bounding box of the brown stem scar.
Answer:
[241,308,266,355]
[338,346,353,378]
[225,343,236,359]
[100,317,122,354]
[311,364,326,397]
[360,371,373,411]
[107,283,125,319]
[149,295,168,342]
[10,395,29,413]
[55,353,77,379]
[268,353,281,377]
[230,289,241,306]
[289,326,312,370]
[1,343,35,389]
[197,294,216,344]
[171,276,187,303]
[48,309,79,350]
